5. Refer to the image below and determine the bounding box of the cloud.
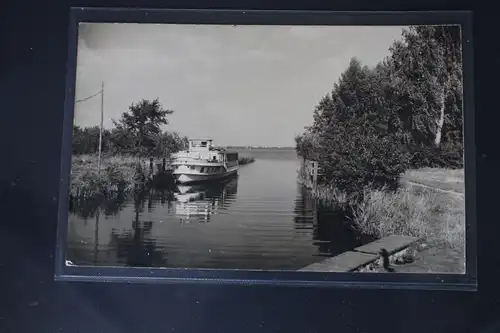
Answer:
[74,23,405,146]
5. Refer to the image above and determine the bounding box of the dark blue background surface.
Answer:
[1,1,499,332]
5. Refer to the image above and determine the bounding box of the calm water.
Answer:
[67,149,373,270]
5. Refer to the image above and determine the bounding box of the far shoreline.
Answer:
[224,146,296,150]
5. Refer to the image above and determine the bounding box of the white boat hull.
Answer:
[170,138,239,184]
[175,169,238,184]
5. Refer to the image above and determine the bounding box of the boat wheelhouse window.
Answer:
[212,156,217,161]
[201,141,207,147]
[200,167,205,173]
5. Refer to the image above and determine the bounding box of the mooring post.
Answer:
[305,159,312,189]
[312,161,318,190]
[162,158,166,172]
[309,163,313,188]
[149,157,154,175]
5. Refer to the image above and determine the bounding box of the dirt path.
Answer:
[382,172,466,274]
[402,179,465,197]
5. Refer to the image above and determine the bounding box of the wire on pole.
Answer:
[97,82,104,174]
[75,90,103,103]
[74,85,105,174]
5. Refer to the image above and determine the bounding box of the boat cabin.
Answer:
[189,139,214,152]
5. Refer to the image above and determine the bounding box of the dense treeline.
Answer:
[295,25,464,197]
[72,98,189,158]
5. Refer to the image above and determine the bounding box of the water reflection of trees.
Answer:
[109,193,168,267]
[69,189,176,219]
[69,176,238,221]
[69,194,128,219]
[68,177,239,267]
[108,177,239,266]
[293,185,375,257]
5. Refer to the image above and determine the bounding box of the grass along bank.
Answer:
[296,163,349,210]
[70,154,150,199]
[403,168,464,194]
[299,167,465,273]
[238,156,256,165]
[72,154,256,199]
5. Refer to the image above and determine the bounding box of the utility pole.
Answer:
[97,81,104,174]
[75,84,105,174]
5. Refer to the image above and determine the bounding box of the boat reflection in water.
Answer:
[172,175,239,223]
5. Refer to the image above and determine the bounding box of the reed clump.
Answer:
[297,164,465,250]
[71,154,149,199]
[238,156,256,165]
[349,186,461,246]
[310,184,349,210]
[296,165,348,210]
[352,186,432,239]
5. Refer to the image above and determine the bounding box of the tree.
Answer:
[295,131,321,161]
[151,132,189,158]
[334,58,374,122]
[108,126,135,155]
[297,58,377,160]
[72,98,190,158]
[72,125,111,155]
[295,24,464,199]
[110,98,174,156]
[297,57,410,198]
[318,117,410,197]
[385,25,463,168]
[388,25,463,149]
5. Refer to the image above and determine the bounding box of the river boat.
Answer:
[171,138,239,184]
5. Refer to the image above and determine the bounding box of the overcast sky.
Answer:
[74,23,406,147]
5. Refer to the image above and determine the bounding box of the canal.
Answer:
[66,149,373,270]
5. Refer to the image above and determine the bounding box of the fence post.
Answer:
[312,161,318,190]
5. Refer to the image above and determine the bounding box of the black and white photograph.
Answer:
[66,22,466,274]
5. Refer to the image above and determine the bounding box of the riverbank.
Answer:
[71,154,256,199]
[389,169,465,273]
[300,167,465,274]
[70,154,149,199]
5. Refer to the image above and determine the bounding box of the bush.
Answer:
[319,122,411,198]
[77,166,128,197]
[238,156,256,165]
[295,131,321,161]
[104,163,130,194]
[71,160,142,198]
[409,141,463,169]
